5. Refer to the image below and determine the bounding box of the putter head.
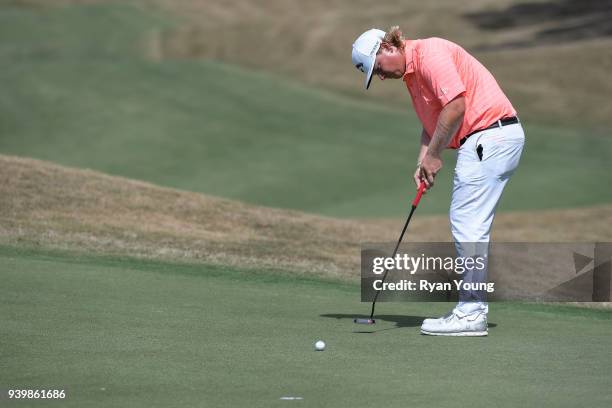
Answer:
[353,318,375,325]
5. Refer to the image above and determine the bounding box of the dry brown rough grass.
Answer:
[148,0,612,129]
[2,155,611,283]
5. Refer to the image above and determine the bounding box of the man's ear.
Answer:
[379,42,392,52]
[379,42,399,55]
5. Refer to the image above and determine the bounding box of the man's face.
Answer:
[373,44,405,80]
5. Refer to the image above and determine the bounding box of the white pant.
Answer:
[451,122,525,313]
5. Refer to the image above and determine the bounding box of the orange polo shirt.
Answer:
[402,38,516,149]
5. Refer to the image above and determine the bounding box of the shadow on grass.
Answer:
[321,313,497,333]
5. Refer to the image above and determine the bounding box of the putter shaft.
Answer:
[366,182,426,321]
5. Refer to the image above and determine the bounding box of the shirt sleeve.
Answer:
[419,52,466,106]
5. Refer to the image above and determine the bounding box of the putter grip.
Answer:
[412,182,426,207]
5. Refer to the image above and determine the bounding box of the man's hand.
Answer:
[420,153,443,188]
[413,165,422,188]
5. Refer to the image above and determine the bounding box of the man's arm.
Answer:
[413,128,430,187]
[419,96,465,188]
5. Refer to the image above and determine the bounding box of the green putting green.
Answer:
[1,3,611,217]
[2,247,611,407]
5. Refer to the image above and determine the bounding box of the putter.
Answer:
[354,181,427,325]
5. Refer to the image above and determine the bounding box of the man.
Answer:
[352,27,525,336]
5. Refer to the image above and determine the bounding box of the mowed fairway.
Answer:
[2,247,611,408]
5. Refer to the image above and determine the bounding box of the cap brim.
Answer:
[365,64,374,89]
[364,44,380,90]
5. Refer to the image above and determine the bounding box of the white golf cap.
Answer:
[351,28,386,89]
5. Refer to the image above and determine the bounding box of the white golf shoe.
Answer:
[420,308,488,337]
[421,311,454,326]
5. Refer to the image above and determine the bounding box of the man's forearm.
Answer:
[417,129,430,165]
[427,97,465,157]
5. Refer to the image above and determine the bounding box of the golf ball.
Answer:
[315,340,326,351]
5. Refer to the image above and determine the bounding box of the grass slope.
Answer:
[1,3,611,217]
[2,247,612,407]
[2,155,612,282]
